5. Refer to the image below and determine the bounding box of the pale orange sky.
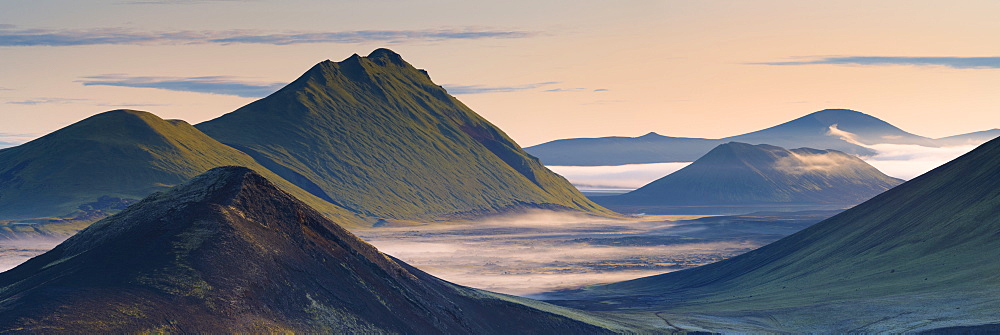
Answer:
[1,0,998,147]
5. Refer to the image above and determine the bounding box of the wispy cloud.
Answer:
[753,56,1000,69]
[122,0,254,4]
[0,25,534,47]
[443,82,558,95]
[79,75,285,97]
[6,97,89,105]
[96,102,171,107]
[543,87,587,93]
[827,125,981,180]
[0,132,42,148]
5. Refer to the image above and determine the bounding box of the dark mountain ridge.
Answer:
[0,167,624,333]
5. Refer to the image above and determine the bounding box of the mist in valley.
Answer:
[0,238,64,272]
[357,210,827,297]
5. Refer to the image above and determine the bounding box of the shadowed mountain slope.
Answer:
[599,142,902,208]
[0,110,358,227]
[0,167,627,333]
[558,136,1000,332]
[197,49,612,220]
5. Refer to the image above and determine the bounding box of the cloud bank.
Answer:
[79,75,285,97]
[773,151,860,175]
[0,132,43,148]
[827,125,980,180]
[5,97,88,105]
[755,56,1000,69]
[0,25,533,47]
[548,162,691,191]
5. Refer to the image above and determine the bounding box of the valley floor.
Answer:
[356,210,835,297]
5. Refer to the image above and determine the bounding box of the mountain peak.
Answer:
[197,50,612,220]
[367,48,406,65]
[807,108,865,116]
[164,166,261,204]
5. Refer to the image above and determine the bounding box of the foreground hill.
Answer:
[0,110,357,227]
[555,136,1000,332]
[197,49,612,220]
[526,109,988,166]
[0,167,629,333]
[596,142,902,214]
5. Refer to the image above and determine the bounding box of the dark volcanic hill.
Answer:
[558,137,1000,332]
[0,110,356,226]
[597,142,902,210]
[196,49,611,220]
[0,167,623,333]
[526,109,944,166]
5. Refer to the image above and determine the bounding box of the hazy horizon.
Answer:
[2,0,999,148]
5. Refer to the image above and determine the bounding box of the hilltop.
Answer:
[0,110,358,231]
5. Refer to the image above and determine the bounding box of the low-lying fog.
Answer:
[0,238,64,272]
[358,210,830,298]
[548,162,690,193]
[548,140,983,191]
[0,211,829,298]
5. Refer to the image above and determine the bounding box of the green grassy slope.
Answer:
[0,110,360,228]
[197,49,613,220]
[0,167,634,333]
[602,142,902,206]
[568,136,1000,331]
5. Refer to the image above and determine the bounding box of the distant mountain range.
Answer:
[526,109,1000,166]
[553,136,1000,332]
[0,167,629,333]
[0,49,612,229]
[595,142,902,214]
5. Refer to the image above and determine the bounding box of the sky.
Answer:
[1,0,999,147]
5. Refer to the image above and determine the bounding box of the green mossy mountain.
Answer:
[196,49,613,220]
[0,110,359,227]
[600,142,902,207]
[0,167,625,333]
[560,137,1000,332]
